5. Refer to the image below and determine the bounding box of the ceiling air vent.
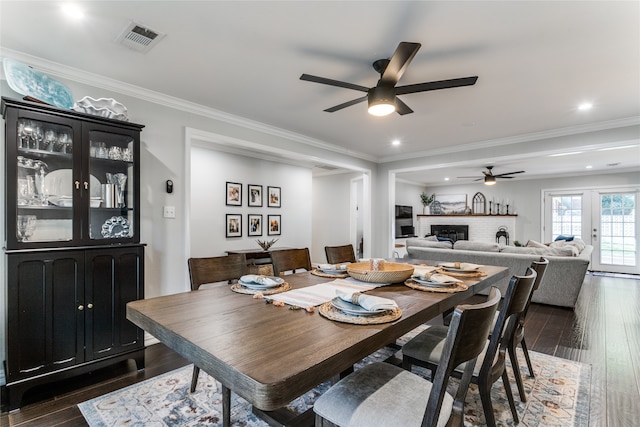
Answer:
[116,21,165,53]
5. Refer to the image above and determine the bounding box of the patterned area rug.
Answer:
[79,330,590,426]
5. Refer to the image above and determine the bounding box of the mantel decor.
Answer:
[420,192,435,214]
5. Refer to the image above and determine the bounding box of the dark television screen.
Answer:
[395,205,413,219]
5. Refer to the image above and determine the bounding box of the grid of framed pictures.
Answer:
[225,182,281,237]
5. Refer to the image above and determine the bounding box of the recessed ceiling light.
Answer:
[578,102,593,111]
[444,177,450,181]
[61,3,85,20]
[391,139,401,146]
[586,165,593,169]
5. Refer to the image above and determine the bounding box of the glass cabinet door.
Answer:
[87,129,136,241]
[15,117,76,244]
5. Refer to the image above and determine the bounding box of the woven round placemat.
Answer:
[310,268,349,278]
[435,268,487,278]
[318,302,402,324]
[404,279,469,293]
[230,282,291,295]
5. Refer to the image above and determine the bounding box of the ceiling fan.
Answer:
[457,166,525,186]
[300,41,478,116]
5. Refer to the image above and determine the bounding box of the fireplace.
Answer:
[431,225,469,242]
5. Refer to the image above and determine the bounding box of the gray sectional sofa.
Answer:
[404,238,592,308]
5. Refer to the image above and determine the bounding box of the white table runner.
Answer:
[266,277,383,308]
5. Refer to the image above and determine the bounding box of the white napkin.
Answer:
[318,263,350,271]
[336,290,398,311]
[412,265,438,279]
[439,262,481,270]
[240,274,277,286]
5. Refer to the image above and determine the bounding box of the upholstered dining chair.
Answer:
[187,253,246,393]
[508,257,549,401]
[402,268,537,427]
[324,244,357,264]
[313,287,501,427]
[270,248,312,276]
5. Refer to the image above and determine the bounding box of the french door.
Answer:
[544,187,639,274]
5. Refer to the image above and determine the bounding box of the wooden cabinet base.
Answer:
[6,348,144,411]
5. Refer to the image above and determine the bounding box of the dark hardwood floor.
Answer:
[1,272,638,426]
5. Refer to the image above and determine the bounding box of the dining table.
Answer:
[126,260,509,427]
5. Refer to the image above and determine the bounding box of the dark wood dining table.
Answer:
[126,260,509,427]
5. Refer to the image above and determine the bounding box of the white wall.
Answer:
[190,147,312,262]
[312,172,360,263]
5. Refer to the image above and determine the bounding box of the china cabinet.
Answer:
[2,97,145,410]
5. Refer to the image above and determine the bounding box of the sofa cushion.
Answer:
[500,246,551,255]
[418,240,454,249]
[501,245,576,257]
[453,240,501,252]
[406,237,453,249]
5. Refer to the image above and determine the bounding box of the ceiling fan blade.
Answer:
[324,95,368,112]
[395,76,478,95]
[395,98,413,115]
[493,170,525,178]
[379,42,421,86]
[300,74,369,92]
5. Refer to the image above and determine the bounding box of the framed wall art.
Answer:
[267,186,281,208]
[435,194,468,214]
[248,184,263,207]
[226,182,242,206]
[248,214,263,236]
[267,214,281,235]
[226,214,242,237]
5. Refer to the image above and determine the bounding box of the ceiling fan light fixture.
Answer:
[367,87,396,116]
[484,175,496,185]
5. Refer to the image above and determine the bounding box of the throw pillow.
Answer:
[526,240,548,249]
[555,234,575,241]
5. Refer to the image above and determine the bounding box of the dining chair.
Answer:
[187,253,246,393]
[508,257,549,401]
[314,287,501,427]
[270,248,312,276]
[324,244,357,264]
[402,268,537,427]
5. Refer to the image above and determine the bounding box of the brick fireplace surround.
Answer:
[417,214,517,244]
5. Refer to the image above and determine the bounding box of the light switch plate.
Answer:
[163,206,176,218]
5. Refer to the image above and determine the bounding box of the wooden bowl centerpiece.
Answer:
[346,261,414,283]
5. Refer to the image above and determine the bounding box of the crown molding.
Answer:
[0,48,377,163]
[379,116,640,164]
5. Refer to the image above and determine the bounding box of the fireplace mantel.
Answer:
[416,215,517,244]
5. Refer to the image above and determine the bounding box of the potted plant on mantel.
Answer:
[420,192,435,215]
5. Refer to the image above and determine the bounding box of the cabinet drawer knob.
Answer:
[87,303,93,309]
[78,305,84,311]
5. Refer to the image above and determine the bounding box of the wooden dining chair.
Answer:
[402,268,537,427]
[187,253,246,393]
[270,248,312,276]
[324,244,356,264]
[508,257,549,401]
[313,287,501,427]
